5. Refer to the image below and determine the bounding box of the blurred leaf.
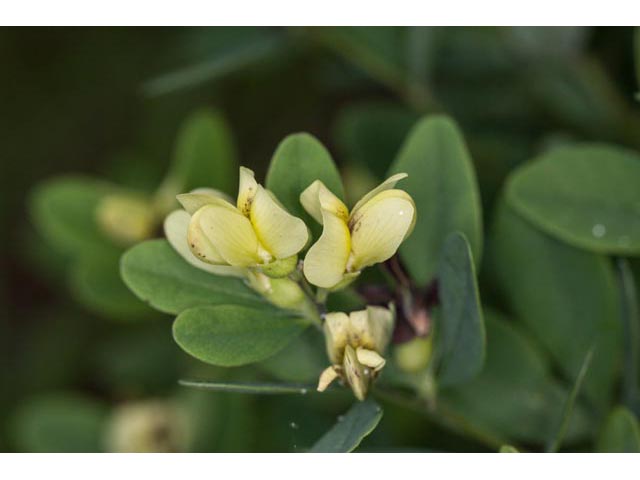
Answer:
[70,249,151,320]
[596,406,640,452]
[547,348,594,452]
[506,27,588,62]
[506,144,640,255]
[440,310,593,445]
[173,305,309,367]
[93,323,185,396]
[266,133,344,232]
[499,445,519,453]
[530,60,631,140]
[635,28,640,96]
[143,29,285,96]
[10,393,108,453]
[306,27,432,108]
[332,102,418,179]
[179,379,312,395]
[436,232,486,386]
[310,398,383,452]
[388,115,483,286]
[488,203,621,408]
[180,388,257,452]
[29,176,115,257]
[121,239,267,315]
[615,259,640,415]
[167,109,238,195]
[260,329,328,383]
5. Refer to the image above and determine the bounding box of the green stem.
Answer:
[546,347,594,453]
[615,257,640,414]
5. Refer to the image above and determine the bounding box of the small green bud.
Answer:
[258,255,298,278]
[96,193,156,246]
[394,336,433,373]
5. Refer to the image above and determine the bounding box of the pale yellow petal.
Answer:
[366,305,395,353]
[237,166,258,216]
[324,312,351,364]
[300,180,348,225]
[176,189,235,215]
[348,189,415,271]
[303,208,351,289]
[343,345,368,401]
[250,185,308,259]
[163,210,244,277]
[356,347,386,371]
[192,204,261,267]
[317,366,340,392]
[350,172,408,218]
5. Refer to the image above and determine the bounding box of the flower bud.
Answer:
[96,193,156,245]
[104,400,187,453]
[394,336,433,373]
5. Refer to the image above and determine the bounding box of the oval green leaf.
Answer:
[596,406,640,452]
[29,176,115,257]
[120,239,268,315]
[173,305,309,367]
[506,144,640,255]
[488,203,621,408]
[388,115,483,286]
[10,393,108,453]
[265,132,344,228]
[310,398,383,453]
[168,109,238,195]
[436,232,486,387]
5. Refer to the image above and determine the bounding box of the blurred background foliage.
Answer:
[1,26,640,452]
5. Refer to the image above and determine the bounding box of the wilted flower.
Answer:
[301,173,416,289]
[317,306,394,401]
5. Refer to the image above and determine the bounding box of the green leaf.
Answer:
[439,310,593,445]
[332,102,418,179]
[168,109,238,195]
[388,115,483,286]
[615,258,640,415]
[499,445,519,453]
[265,133,344,229]
[547,348,594,452]
[173,305,309,367]
[29,176,114,257]
[120,239,268,315]
[635,28,640,95]
[310,399,383,452]
[179,379,313,395]
[506,144,640,255]
[10,393,108,452]
[70,250,151,320]
[488,203,621,408]
[306,27,433,108]
[142,29,285,96]
[596,406,640,452]
[436,232,485,386]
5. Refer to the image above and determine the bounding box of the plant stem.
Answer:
[546,347,594,453]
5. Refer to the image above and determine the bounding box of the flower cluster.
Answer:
[164,166,416,399]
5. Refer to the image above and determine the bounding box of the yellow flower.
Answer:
[317,306,394,401]
[163,171,308,309]
[300,173,416,289]
[173,167,308,272]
